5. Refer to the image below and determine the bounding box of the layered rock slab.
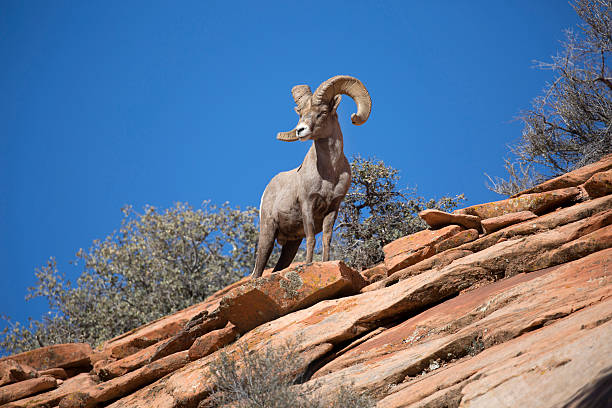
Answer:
[100,279,247,360]
[0,375,57,405]
[376,300,612,408]
[583,168,612,198]
[512,153,612,196]
[454,187,580,220]
[188,322,239,361]
[383,225,465,274]
[108,244,611,408]
[101,261,364,363]
[106,266,491,406]
[480,210,537,234]
[97,261,366,379]
[6,373,97,408]
[366,194,612,291]
[105,238,602,407]
[0,360,37,387]
[307,249,611,394]
[61,262,365,406]
[418,209,482,231]
[361,264,388,283]
[313,268,553,378]
[60,352,190,408]
[0,344,92,372]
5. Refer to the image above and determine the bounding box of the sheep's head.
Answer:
[277,75,372,142]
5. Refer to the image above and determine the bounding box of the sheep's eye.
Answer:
[317,111,327,119]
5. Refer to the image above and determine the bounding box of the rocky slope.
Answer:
[1,155,611,408]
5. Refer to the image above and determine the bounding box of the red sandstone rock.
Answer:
[583,168,612,198]
[522,223,612,273]
[150,261,364,362]
[380,227,478,279]
[262,262,306,277]
[243,261,366,316]
[7,373,97,408]
[101,301,217,360]
[377,300,612,408]
[38,367,68,380]
[107,247,612,408]
[365,229,478,287]
[512,153,612,196]
[96,261,365,380]
[317,270,549,378]
[0,344,92,372]
[99,278,253,361]
[383,225,463,274]
[188,322,238,360]
[95,342,161,381]
[316,250,610,379]
[59,352,189,408]
[367,195,612,291]
[434,228,479,253]
[362,249,473,292]
[0,375,57,405]
[434,208,612,280]
[419,209,482,231]
[361,263,388,281]
[0,360,37,386]
[304,250,612,404]
[102,262,365,362]
[87,349,112,367]
[481,210,537,234]
[455,187,580,219]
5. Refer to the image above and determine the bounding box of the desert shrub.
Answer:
[488,0,612,195]
[334,156,465,270]
[1,202,258,355]
[207,341,374,408]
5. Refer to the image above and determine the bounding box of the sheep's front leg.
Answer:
[301,202,316,263]
[322,210,338,261]
[252,220,277,278]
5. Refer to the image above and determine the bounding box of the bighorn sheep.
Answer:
[251,75,372,278]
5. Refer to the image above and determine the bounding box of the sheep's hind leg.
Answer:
[273,239,302,271]
[252,225,277,278]
[321,210,338,262]
[301,203,316,263]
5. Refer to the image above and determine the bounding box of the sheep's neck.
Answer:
[309,122,345,177]
[311,125,344,168]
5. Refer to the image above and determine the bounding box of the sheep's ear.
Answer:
[331,95,342,114]
[294,106,300,115]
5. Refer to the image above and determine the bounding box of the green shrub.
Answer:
[334,156,465,270]
[1,202,258,354]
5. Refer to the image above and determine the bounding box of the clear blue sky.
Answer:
[1,1,580,330]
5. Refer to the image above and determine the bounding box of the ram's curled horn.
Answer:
[277,128,298,142]
[291,85,312,112]
[312,75,372,125]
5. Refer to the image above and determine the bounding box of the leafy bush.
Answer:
[334,156,465,270]
[207,341,374,408]
[488,0,612,195]
[1,202,258,355]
